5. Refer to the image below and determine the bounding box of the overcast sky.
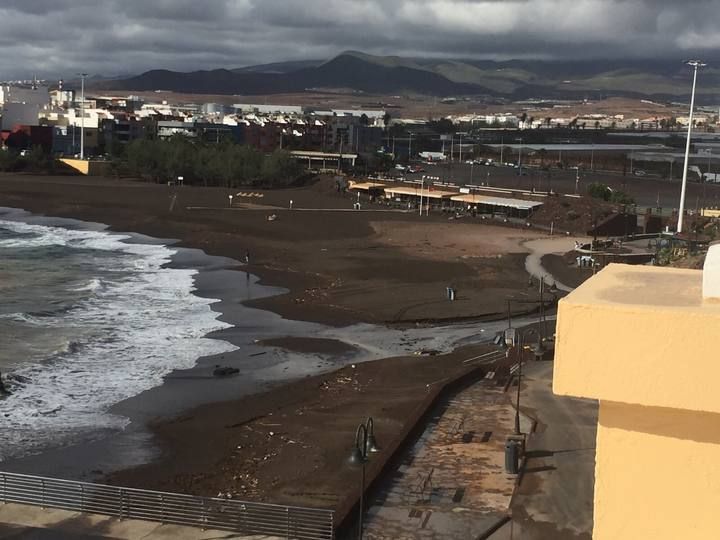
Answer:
[1,0,719,79]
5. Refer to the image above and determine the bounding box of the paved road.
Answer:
[522,237,590,292]
[496,361,598,540]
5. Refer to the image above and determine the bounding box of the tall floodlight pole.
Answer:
[678,60,705,234]
[79,73,88,160]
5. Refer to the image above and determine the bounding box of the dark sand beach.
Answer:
[0,173,552,514]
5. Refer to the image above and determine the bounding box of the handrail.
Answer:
[0,471,333,539]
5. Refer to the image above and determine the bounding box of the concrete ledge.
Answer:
[554,263,720,414]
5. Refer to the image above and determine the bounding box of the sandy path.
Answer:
[523,236,590,292]
[370,221,547,260]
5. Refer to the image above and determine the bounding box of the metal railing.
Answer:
[0,471,333,539]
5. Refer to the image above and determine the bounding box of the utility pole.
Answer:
[79,73,87,159]
[575,167,580,195]
[678,60,706,234]
[459,133,463,163]
[517,138,523,174]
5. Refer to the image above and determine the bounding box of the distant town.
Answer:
[2,78,720,180]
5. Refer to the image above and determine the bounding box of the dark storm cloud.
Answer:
[1,0,719,78]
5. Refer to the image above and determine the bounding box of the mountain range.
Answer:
[94,51,720,103]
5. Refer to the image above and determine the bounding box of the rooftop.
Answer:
[554,262,720,414]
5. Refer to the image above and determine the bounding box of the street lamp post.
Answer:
[349,417,380,540]
[79,73,88,160]
[678,60,706,234]
[574,167,580,195]
[517,138,523,175]
[513,327,545,435]
[419,176,425,216]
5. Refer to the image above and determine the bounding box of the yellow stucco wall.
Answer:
[553,264,720,414]
[554,261,720,539]
[59,159,110,176]
[60,158,89,175]
[595,401,720,539]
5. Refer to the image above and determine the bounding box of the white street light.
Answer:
[517,138,523,174]
[678,60,706,234]
[78,73,88,160]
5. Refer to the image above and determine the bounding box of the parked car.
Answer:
[634,170,647,177]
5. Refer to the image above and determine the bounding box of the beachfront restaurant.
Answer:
[450,193,543,218]
[348,181,387,199]
[383,185,456,210]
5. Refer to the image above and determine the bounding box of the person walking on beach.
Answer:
[245,250,250,265]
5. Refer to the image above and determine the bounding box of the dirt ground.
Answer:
[105,346,496,511]
[0,173,544,325]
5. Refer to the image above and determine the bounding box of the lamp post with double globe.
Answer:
[348,417,380,539]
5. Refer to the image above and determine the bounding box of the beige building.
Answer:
[554,245,720,539]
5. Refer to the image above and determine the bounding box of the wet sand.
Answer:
[258,337,358,356]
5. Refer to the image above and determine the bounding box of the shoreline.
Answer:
[0,175,574,501]
[0,219,349,479]
[0,174,554,327]
[0,208,528,483]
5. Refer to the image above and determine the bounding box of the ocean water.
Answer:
[0,209,237,462]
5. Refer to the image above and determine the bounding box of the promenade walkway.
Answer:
[362,370,532,539]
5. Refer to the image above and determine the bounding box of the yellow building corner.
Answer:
[554,246,720,539]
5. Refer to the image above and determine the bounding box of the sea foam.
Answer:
[0,219,237,461]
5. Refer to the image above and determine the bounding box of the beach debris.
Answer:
[213,365,240,377]
[415,349,441,356]
[0,371,9,396]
